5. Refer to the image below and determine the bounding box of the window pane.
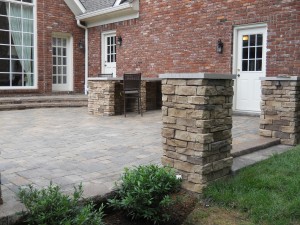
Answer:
[0,15,9,29]
[9,4,21,18]
[63,57,66,65]
[0,73,10,86]
[57,38,61,46]
[249,47,255,59]
[23,47,33,59]
[242,48,248,59]
[58,66,61,74]
[12,74,22,86]
[0,30,9,44]
[53,75,56,84]
[22,5,33,19]
[10,18,22,31]
[53,66,56,74]
[0,59,10,72]
[250,35,256,46]
[58,75,61,83]
[23,0,33,3]
[107,37,110,45]
[58,57,61,65]
[23,19,33,33]
[107,46,110,54]
[53,47,56,55]
[53,56,56,65]
[63,66,66,74]
[0,45,9,58]
[242,60,248,71]
[63,48,66,56]
[11,32,22,45]
[23,33,33,46]
[242,35,248,47]
[257,47,262,58]
[63,39,66,47]
[256,60,262,71]
[52,38,56,46]
[58,48,62,56]
[0,3,8,16]
[63,76,67,84]
[249,60,255,71]
[257,34,263,46]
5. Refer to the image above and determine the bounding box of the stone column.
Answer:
[88,79,117,116]
[260,76,300,145]
[160,73,236,193]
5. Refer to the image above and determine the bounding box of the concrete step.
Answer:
[0,95,88,111]
[232,136,281,158]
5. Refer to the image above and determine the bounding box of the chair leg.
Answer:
[124,95,126,117]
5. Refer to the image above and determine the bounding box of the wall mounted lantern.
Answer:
[216,39,224,54]
[117,36,123,46]
[78,40,85,49]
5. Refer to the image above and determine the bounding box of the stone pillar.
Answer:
[88,80,117,116]
[260,76,300,145]
[160,73,236,193]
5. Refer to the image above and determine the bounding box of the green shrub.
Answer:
[108,164,182,224]
[18,183,105,225]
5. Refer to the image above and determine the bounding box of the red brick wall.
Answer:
[0,0,85,95]
[88,0,299,78]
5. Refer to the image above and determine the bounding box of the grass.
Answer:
[203,146,300,225]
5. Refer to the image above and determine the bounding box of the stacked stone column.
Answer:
[88,80,118,116]
[160,73,235,193]
[260,77,300,145]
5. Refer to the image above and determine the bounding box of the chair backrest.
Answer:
[123,73,141,91]
[98,73,113,78]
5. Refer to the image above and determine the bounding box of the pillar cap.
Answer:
[260,76,300,81]
[159,73,236,79]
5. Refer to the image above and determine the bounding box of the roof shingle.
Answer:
[79,0,130,13]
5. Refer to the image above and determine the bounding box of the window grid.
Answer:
[52,37,68,85]
[106,36,116,63]
[242,34,263,72]
[0,0,34,87]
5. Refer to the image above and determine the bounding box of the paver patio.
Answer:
[0,107,289,221]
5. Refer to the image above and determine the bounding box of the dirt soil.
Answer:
[103,190,198,225]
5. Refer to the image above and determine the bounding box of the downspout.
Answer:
[77,20,88,95]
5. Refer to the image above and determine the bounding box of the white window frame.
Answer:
[0,0,37,90]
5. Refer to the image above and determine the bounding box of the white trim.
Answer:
[101,30,117,77]
[232,23,268,111]
[64,0,86,16]
[76,0,139,28]
[159,73,236,80]
[0,0,37,90]
[51,33,74,92]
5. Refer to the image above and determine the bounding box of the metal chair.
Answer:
[122,73,142,117]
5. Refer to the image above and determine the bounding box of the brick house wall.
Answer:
[88,0,299,78]
[0,0,85,95]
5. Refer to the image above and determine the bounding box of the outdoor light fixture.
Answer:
[78,40,84,49]
[117,36,123,46]
[275,80,281,88]
[216,39,224,54]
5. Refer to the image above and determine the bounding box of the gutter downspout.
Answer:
[77,20,88,95]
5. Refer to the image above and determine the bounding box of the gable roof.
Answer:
[79,0,130,13]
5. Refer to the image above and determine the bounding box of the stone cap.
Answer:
[260,76,300,81]
[88,77,162,81]
[159,73,236,79]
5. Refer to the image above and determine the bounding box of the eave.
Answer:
[75,1,139,28]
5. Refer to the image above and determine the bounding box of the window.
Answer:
[242,34,263,72]
[52,37,68,85]
[0,0,35,88]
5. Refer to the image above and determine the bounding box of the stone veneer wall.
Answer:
[88,80,117,116]
[88,79,150,116]
[160,74,235,193]
[260,77,300,145]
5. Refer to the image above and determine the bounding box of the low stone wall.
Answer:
[260,77,300,145]
[160,73,235,193]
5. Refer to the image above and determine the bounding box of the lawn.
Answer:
[201,145,300,225]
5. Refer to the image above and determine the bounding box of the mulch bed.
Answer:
[103,190,198,225]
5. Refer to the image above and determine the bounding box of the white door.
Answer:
[102,32,116,77]
[235,27,267,112]
[52,36,73,91]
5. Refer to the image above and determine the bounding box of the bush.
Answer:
[18,183,105,225]
[108,164,182,224]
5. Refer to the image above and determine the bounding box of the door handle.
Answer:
[237,74,240,77]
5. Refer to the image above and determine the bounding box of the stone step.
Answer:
[232,137,281,158]
[0,95,88,111]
